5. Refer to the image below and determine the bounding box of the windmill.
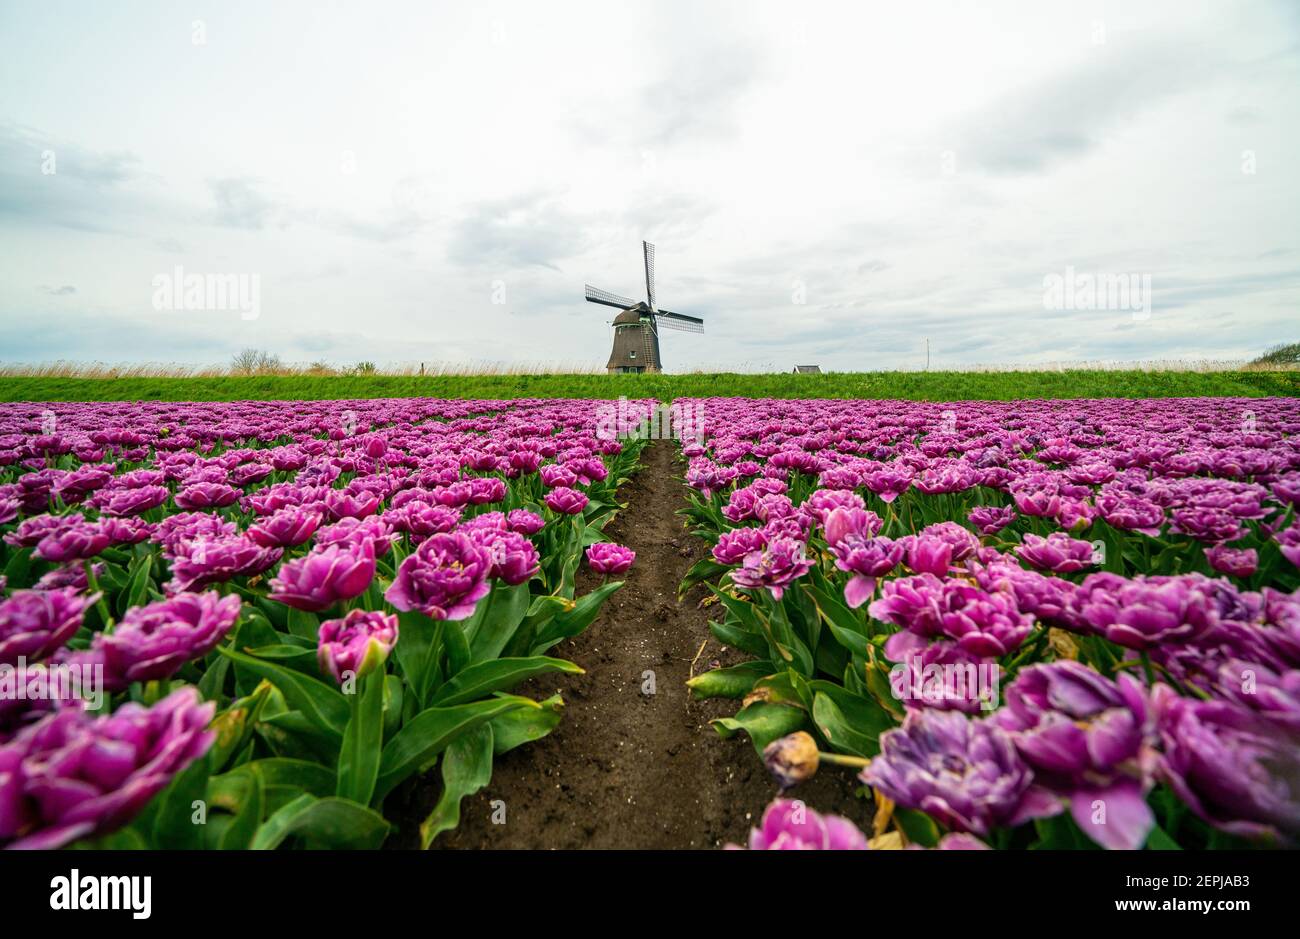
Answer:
[585,241,703,374]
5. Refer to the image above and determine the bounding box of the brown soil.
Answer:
[391,439,863,849]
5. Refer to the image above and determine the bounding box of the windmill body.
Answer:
[585,241,703,374]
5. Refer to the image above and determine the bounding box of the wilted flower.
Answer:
[0,687,215,849]
[317,609,399,684]
[732,799,869,850]
[386,531,492,620]
[762,731,820,788]
[585,542,635,575]
[862,708,1061,838]
[268,541,376,612]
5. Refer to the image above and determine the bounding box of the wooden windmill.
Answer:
[585,241,703,373]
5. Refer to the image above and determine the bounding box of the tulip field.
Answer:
[0,397,648,848]
[0,390,1298,851]
[682,396,1300,850]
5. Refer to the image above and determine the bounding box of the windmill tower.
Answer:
[585,241,704,374]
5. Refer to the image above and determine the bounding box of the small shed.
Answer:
[792,365,822,374]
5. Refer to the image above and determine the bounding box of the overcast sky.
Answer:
[1,0,1297,371]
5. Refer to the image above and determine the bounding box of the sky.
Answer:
[1,0,1298,372]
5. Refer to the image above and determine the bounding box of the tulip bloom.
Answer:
[385,532,492,620]
[586,542,635,576]
[317,609,399,684]
[0,588,96,666]
[268,541,376,612]
[0,687,215,849]
[88,591,240,691]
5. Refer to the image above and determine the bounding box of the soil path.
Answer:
[396,439,859,849]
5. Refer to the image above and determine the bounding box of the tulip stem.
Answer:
[818,751,871,769]
[84,560,115,631]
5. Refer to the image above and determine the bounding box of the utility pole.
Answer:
[925,338,930,371]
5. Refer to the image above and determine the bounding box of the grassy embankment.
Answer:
[0,370,1296,403]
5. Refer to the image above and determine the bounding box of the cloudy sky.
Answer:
[1,0,1297,371]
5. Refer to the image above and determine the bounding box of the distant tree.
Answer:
[307,359,336,375]
[354,361,377,375]
[1248,342,1300,368]
[230,348,282,375]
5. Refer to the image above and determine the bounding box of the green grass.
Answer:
[0,370,1295,403]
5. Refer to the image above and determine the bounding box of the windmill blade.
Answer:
[656,308,704,326]
[643,241,656,311]
[653,311,704,334]
[585,284,640,310]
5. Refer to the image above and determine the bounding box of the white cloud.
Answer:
[0,0,1297,370]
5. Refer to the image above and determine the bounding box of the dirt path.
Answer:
[396,439,859,849]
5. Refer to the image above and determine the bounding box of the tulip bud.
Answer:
[763,731,820,789]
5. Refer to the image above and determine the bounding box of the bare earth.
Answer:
[387,439,862,849]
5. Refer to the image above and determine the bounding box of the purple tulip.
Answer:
[173,482,241,510]
[1070,572,1220,650]
[385,501,461,541]
[93,485,170,517]
[1015,532,1096,573]
[831,535,904,608]
[247,506,322,548]
[1152,684,1300,843]
[1276,526,1300,569]
[968,505,1016,536]
[323,488,380,522]
[734,799,869,850]
[314,515,397,556]
[0,588,96,666]
[0,687,214,849]
[712,527,767,566]
[862,708,1061,838]
[34,521,110,563]
[586,542,635,575]
[268,541,376,612]
[470,528,542,584]
[823,506,883,547]
[506,509,545,535]
[90,591,242,690]
[385,531,492,620]
[992,662,1156,849]
[544,486,588,515]
[166,535,281,593]
[317,609,399,683]
[1204,545,1258,578]
[730,537,814,601]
